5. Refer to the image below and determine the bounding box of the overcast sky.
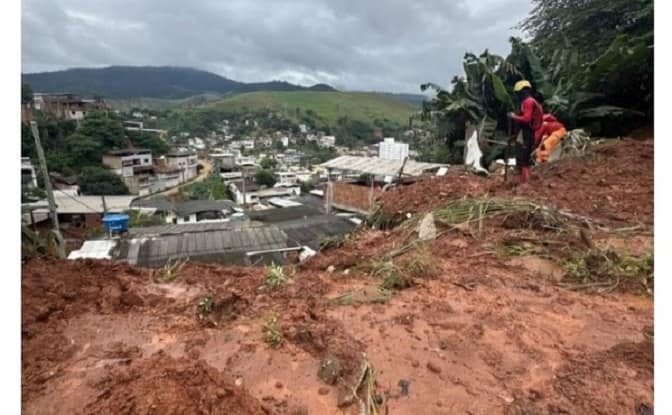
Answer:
[22,0,533,93]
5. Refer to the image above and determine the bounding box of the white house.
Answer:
[165,150,198,181]
[102,149,153,178]
[320,136,336,148]
[378,138,409,161]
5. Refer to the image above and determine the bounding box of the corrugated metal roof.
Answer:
[278,215,357,249]
[320,156,447,177]
[173,200,237,216]
[128,221,250,237]
[22,195,137,214]
[248,206,322,223]
[125,225,288,267]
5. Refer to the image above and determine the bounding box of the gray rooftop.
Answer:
[278,215,357,249]
[124,224,288,267]
[173,200,237,217]
[248,205,322,223]
[321,156,447,177]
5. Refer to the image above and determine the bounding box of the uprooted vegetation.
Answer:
[22,139,653,415]
[561,249,653,294]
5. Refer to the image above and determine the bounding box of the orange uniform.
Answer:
[536,114,566,163]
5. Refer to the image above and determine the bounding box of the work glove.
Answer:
[506,112,516,119]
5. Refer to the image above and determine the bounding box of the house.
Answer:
[102,149,154,194]
[22,194,136,229]
[320,136,336,147]
[276,169,313,186]
[33,93,108,120]
[49,172,79,194]
[378,138,409,161]
[154,165,183,190]
[103,149,153,177]
[210,152,236,170]
[104,206,357,267]
[165,150,198,181]
[228,180,301,206]
[171,200,239,224]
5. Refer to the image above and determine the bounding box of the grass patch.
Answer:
[434,197,567,233]
[262,314,283,348]
[319,234,347,250]
[366,207,394,229]
[197,296,214,319]
[405,243,440,278]
[561,249,653,293]
[157,257,188,283]
[265,263,287,289]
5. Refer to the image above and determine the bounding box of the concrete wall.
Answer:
[331,182,383,213]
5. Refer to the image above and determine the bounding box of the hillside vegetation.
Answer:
[22,66,336,99]
[207,91,417,126]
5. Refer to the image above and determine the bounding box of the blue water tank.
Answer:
[102,213,130,234]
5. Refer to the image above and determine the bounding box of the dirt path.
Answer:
[22,139,654,414]
[149,158,213,198]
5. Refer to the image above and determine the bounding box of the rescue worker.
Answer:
[535,113,566,163]
[507,80,544,185]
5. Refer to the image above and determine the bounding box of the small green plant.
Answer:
[561,249,653,293]
[159,257,188,283]
[496,241,537,257]
[319,234,346,250]
[265,263,287,289]
[405,244,440,278]
[262,314,283,348]
[365,259,414,291]
[197,297,214,318]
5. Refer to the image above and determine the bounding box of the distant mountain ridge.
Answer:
[22,66,338,99]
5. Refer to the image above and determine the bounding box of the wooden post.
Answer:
[30,121,65,258]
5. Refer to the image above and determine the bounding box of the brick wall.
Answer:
[330,182,383,213]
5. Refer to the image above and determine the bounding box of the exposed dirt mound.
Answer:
[85,350,265,415]
[22,138,654,414]
[377,139,653,227]
[22,259,150,329]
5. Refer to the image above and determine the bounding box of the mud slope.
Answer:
[22,138,653,414]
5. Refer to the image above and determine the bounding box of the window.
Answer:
[183,216,190,222]
[144,158,149,163]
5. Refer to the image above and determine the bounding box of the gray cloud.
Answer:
[22,0,532,92]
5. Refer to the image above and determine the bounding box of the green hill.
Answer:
[206,91,418,126]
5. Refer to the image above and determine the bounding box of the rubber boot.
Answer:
[520,166,531,184]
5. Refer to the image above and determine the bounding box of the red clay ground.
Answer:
[22,138,653,414]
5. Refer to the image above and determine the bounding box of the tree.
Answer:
[126,130,170,155]
[260,156,278,170]
[78,111,125,149]
[255,170,277,187]
[78,167,129,195]
[179,174,230,200]
[64,133,104,169]
[22,83,33,105]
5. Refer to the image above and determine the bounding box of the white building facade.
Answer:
[378,138,409,161]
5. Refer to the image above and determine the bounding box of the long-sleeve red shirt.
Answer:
[511,96,544,142]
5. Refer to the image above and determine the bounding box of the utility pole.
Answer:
[30,121,66,258]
